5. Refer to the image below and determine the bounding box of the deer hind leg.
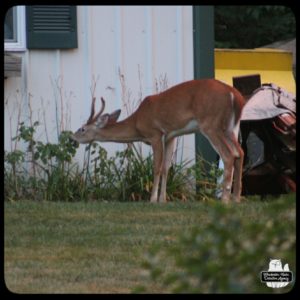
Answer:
[227,132,244,202]
[203,131,235,203]
[159,138,176,203]
[218,137,236,203]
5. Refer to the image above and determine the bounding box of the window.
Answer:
[4,6,26,51]
[4,6,78,50]
[5,7,17,41]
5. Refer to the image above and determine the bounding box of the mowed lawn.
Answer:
[4,195,296,293]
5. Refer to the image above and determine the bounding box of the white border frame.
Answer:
[4,6,26,51]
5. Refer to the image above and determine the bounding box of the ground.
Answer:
[4,195,296,294]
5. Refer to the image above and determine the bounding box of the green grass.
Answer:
[4,195,296,293]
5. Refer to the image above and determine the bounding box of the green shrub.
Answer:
[82,142,198,202]
[5,121,223,202]
[137,196,296,293]
[5,122,80,201]
[188,156,223,201]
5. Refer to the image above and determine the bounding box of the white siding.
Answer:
[4,5,194,165]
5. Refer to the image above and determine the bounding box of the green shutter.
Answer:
[26,5,77,49]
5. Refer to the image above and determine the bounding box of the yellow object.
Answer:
[215,49,295,95]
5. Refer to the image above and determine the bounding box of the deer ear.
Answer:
[108,109,121,124]
[95,114,110,128]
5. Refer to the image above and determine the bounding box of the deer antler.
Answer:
[86,97,96,125]
[86,97,106,125]
[93,97,106,120]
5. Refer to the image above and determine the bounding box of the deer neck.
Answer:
[96,115,143,143]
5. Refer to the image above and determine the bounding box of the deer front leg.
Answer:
[150,137,164,203]
[159,138,176,203]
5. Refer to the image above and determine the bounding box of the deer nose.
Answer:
[69,134,79,146]
[70,133,76,141]
[71,139,79,147]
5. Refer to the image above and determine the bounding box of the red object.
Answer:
[272,113,296,136]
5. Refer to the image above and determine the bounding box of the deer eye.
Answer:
[77,127,85,133]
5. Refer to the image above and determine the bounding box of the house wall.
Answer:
[4,6,194,166]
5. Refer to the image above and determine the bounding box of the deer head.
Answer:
[72,97,121,143]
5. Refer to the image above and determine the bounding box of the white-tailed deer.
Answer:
[72,79,245,203]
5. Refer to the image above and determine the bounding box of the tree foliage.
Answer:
[215,6,296,48]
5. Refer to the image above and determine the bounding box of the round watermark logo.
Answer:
[261,259,293,288]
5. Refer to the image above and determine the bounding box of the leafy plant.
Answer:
[83,142,200,202]
[136,196,296,293]
[5,121,224,203]
[5,121,80,202]
[188,156,224,201]
[5,120,224,202]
